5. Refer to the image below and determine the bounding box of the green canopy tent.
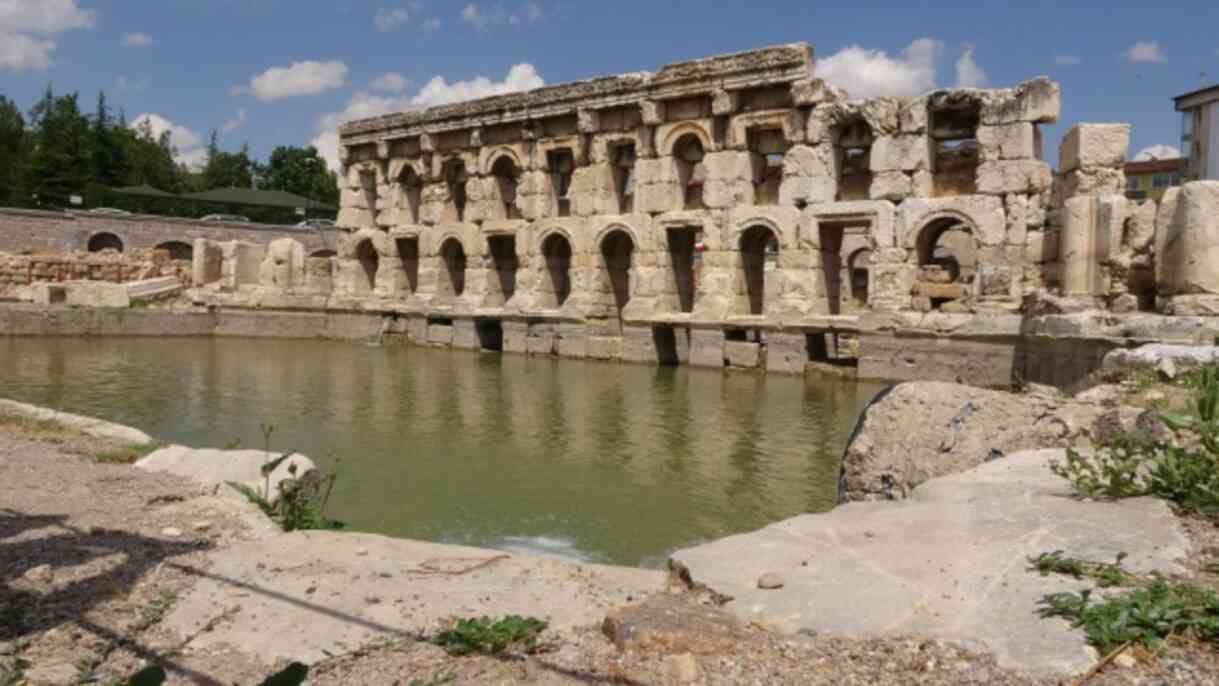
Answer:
[181,188,336,223]
[104,184,181,215]
[112,184,179,198]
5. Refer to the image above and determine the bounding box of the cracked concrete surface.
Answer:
[162,531,666,664]
[671,449,1190,677]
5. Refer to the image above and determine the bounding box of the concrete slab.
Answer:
[0,397,153,445]
[671,449,1190,677]
[163,531,665,663]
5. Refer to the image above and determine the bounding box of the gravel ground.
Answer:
[2,418,1217,685]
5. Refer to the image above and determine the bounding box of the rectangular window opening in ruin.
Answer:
[725,328,748,342]
[930,105,980,196]
[487,235,517,305]
[666,227,697,314]
[548,149,575,218]
[834,120,873,202]
[818,222,850,315]
[611,143,637,214]
[748,128,787,206]
[360,171,378,220]
[395,237,419,295]
[428,317,454,327]
[444,160,468,222]
[398,171,423,224]
[805,332,830,362]
[652,326,681,366]
[476,319,504,351]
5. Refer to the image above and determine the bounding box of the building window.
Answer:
[1152,173,1172,189]
[1127,176,1140,191]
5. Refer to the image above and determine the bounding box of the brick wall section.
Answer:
[0,208,340,255]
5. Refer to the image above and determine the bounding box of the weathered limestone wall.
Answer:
[0,208,339,256]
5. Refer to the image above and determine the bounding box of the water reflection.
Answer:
[0,337,884,566]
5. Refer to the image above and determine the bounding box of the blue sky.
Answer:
[1,0,1214,171]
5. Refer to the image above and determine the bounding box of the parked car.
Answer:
[296,218,336,229]
[89,207,131,216]
[201,214,251,223]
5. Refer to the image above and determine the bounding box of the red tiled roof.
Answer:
[1124,159,1182,174]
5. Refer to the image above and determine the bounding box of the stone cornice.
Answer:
[338,43,813,146]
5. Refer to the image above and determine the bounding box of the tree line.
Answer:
[0,87,340,224]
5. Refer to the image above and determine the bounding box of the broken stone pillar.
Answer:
[1059,195,1123,298]
[778,144,836,206]
[220,242,267,290]
[702,151,754,209]
[303,256,334,294]
[1058,124,1130,198]
[258,238,307,290]
[191,239,223,287]
[1155,181,1219,313]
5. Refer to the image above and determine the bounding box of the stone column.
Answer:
[1156,181,1219,313]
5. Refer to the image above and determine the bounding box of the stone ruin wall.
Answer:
[0,248,191,302]
[184,42,1219,370]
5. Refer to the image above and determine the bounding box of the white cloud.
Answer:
[954,46,988,88]
[461,2,544,30]
[374,7,410,31]
[0,0,95,34]
[1134,144,1181,161]
[310,63,545,171]
[0,0,94,72]
[221,108,248,134]
[370,72,409,93]
[1125,41,1166,63]
[123,32,152,47]
[130,113,208,170]
[242,60,349,101]
[1054,55,1081,66]
[0,33,56,72]
[818,38,942,98]
[412,63,543,105]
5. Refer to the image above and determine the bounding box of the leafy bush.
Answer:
[434,615,548,656]
[1039,579,1219,653]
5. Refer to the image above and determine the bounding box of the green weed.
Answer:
[434,615,548,656]
[1039,578,1219,653]
[1051,365,1219,517]
[1029,551,1134,588]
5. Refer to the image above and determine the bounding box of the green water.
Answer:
[0,337,885,566]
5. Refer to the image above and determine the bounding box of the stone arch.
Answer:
[489,154,522,220]
[155,240,193,261]
[593,221,643,254]
[540,232,573,308]
[733,215,794,251]
[481,146,524,176]
[912,215,978,310]
[659,123,712,158]
[395,163,424,224]
[599,228,635,331]
[87,232,124,253]
[340,228,389,259]
[739,225,780,315]
[671,133,707,210]
[847,247,872,306]
[354,238,379,293]
[438,236,467,297]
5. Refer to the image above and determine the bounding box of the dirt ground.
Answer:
[1,416,1217,685]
